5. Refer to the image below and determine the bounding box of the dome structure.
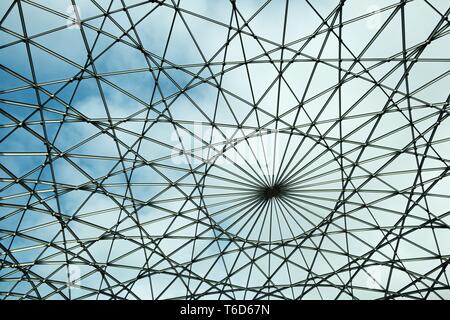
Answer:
[1,0,450,300]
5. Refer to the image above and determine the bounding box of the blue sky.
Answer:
[1,0,450,300]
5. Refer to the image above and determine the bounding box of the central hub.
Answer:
[260,183,286,200]
[202,131,342,242]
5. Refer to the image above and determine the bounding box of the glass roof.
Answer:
[1,0,450,300]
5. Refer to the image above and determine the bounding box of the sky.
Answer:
[1,0,450,300]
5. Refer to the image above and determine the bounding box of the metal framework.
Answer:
[1,0,450,300]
